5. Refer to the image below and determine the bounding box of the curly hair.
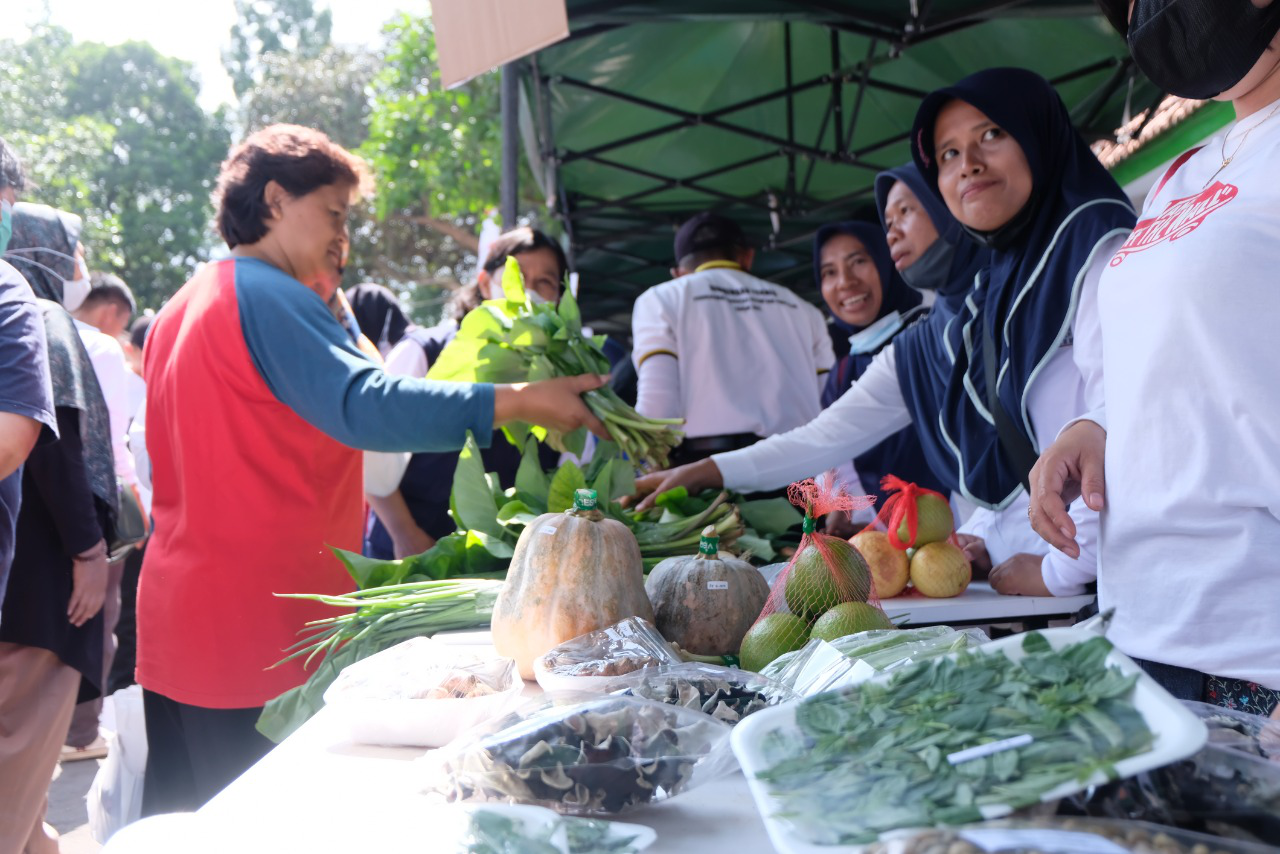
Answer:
[213,124,373,249]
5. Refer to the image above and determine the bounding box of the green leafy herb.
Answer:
[754,634,1154,845]
[428,257,683,470]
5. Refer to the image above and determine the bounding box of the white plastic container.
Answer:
[731,627,1210,854]
[323,637,522,748]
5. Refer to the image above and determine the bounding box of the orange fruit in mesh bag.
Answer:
[909,541,972,598]
[783,537,872,621]
[850,530,910,599]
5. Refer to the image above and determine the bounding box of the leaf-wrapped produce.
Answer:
[422,694,735,815]
[738,478,891,673]
[492,490,654,680]
[645,526,769,657]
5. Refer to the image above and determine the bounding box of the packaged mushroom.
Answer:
[533,617,682,693]
[322,637,521,747]
[604,663,796,724]
[421,693,735,815]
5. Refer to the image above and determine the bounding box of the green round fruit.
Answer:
[784,539,872,621]
[810,602,895,642]
[739,613,810,673]
[895,492,954,547]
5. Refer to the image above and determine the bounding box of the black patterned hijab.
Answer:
[4,203,118,518]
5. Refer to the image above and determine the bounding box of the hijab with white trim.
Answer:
[907,67,1135,508]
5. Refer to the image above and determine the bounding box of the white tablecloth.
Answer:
[881,581,1095,626]
[190,630,772,853]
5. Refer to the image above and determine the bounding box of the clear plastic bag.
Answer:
[760,625,989,696]
[861,817,1278,853]
[1076,700,1280,844]
[603,662,797,724]
[422,804,656,853]
[533,617,682,693]
[323,637,522,747]
[422,693,735,815]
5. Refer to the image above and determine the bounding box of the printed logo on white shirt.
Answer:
[1110,181,1238,266]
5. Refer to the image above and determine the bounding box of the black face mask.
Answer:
[1128,0,1280,100]
[898,238,957,292]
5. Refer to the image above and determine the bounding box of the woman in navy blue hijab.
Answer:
[812,221,941,515]
[907,67,1135,509]
[633,69,1131,605]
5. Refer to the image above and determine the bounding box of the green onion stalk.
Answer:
[271,578,503,671]
[555,334,683,472]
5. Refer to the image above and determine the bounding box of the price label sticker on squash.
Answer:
[539,526,557,535]
[706,581,729,590]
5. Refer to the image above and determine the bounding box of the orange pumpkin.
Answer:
[492,489,653,679]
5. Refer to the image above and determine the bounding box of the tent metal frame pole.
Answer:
[500,62,519,228]
[571,151,780,217]
[554,74,884,171]
[577,154,776,211]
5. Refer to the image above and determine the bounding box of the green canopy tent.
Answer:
[504,2,1197,329]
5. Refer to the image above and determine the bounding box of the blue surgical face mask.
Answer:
[847,311,903,355]
[0,200,11,256]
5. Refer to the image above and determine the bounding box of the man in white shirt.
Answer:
[66,271,140,758]
[632,212,835,465]
[71,273,138,491]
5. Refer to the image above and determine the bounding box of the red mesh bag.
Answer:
[738,477,891,674]
[871,475,957,550]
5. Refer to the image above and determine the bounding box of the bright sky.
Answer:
[1,0,419,111]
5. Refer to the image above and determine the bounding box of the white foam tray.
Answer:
[730,626,1209,853]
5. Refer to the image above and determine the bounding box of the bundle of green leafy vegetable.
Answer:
[256,550,502,742]
[754,633,1154,845]
[428,257,682,471]
[351,434,803,580]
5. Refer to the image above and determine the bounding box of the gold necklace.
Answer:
[1203,98,1280,188]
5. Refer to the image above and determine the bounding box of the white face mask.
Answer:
[62,257,91,312]
[527,290,551,306]
[847,311,903,355]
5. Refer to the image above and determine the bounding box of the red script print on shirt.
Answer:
[1109,181,1238,266]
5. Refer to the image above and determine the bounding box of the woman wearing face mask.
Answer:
[1031,0,1280,715]
[877,160,1100,596]
[0,204,115,854]
[135,125,609,814]
[812,221,942,532]
[362,228,567,559]
[632,69,1130,608]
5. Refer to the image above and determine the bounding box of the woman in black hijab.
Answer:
[0,203,114,853]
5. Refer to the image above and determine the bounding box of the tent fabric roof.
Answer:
[518,2,1159,328]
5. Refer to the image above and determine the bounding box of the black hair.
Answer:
[677,245,742,271]
[481,227,569,282]
[447,227,569,322]
[1095,0,1129,37]
[0,138,25,194]
[85,272,137,315]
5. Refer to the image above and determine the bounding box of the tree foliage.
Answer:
[223,0,332,100]
[2,25,230,310]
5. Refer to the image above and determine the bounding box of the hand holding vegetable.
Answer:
[628,458,724,512]
[1028,419,1106,558]
[494,375,612,441]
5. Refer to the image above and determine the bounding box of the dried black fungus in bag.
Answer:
[424,694,734,815]
[604,663,796,724]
